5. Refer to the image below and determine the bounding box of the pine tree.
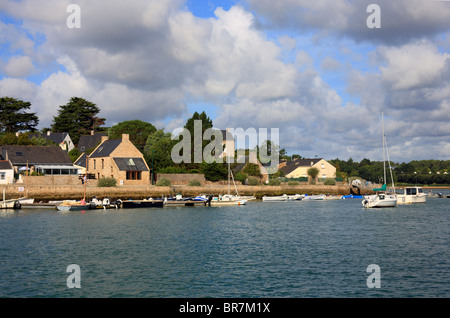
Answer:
[51,97,105,145]
[0,97,39,133]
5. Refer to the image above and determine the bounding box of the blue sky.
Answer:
[1,0,450,162]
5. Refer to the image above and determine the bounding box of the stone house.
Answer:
[87,134,150,185]
[279,158,336,180]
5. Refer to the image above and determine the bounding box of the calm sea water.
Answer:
[1,191,449,298]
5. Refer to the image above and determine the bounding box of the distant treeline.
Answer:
[329,158,450,185]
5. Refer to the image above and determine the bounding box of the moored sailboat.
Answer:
[362,113,397,208]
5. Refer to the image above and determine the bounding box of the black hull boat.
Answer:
[117,199,164,209]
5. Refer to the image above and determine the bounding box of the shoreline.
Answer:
[2,184,447,202]
[1,183,362,201]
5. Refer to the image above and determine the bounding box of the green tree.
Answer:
[183,111,213,169]
[110,120,156,151]
[143,129,175,173]
[243,163,261,177]
[52,97,104,145]
[200,161,228,181]
[307,167,319,184]
[0,97,39,133]
[0,132,34,145]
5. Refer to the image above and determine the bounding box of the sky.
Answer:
[0,0,450,163]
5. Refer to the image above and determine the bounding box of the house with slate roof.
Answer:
[28,131,75,152]
[77,131,107,153]
[279,158,336,180]
[0,145,76,176]
[87,134,150,185]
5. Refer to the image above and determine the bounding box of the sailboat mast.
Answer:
[228,161,230,195]
[382,112,386,185]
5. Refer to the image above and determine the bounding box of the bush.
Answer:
[287,181,300,186]
[234,172,247,183]
[156,178,171,186]
[268,178,281,186]
[97,177,117,187]
[324,178,336,185]
[243,163,261,177]
[247,176,260,185]
[188,179,202,186]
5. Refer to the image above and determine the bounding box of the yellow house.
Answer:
[87,134,150,185]
[279,158,336,180]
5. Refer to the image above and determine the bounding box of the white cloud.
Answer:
[1,0,449,162]
[378,41,450,90]
[3,55,35,77]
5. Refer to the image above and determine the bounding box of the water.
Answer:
[0,193,449,298]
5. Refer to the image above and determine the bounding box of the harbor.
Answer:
[1,192,449,298]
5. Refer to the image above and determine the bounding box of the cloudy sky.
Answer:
[1,0,449,162]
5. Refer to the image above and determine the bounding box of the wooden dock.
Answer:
[164,200,207,207]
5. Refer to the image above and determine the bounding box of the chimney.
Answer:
[122,134,130,141]
[91,130,95,135]
[47,131,51,136]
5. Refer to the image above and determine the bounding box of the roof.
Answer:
[89,139,122,158]
[113,157,149,171]
[74,153,87,167]
[279,158,323,175]
[0,145,73,166]
[220,129,234,142]
[0,160,13,170]
[77,133,106,152]
[29,132,69,145]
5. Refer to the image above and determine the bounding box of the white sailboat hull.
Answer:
[362,194,397,208]
[1,199,20,209]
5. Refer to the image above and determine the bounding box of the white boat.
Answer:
[304,194,326,200]
[362,192,398,208]
[396,186,427,204]
[324,195,341,200]
[211,198,247,206]
[362,113,397,209]
[18,198,34,204]
[288,194,304,200]
[262,194,305,201]
[90,197,119,209]
[209,162,247,206]
[1,199,20,209]
[1,189,21,209]
[262,194,288,201]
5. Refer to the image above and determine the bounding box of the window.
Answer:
[126,171,142,180]
[93,159,96,169]
[126,158,135,166]
[101,159,104,169]
[321,164,324,169]
[15,152,23,156]
[0,172,5,180]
